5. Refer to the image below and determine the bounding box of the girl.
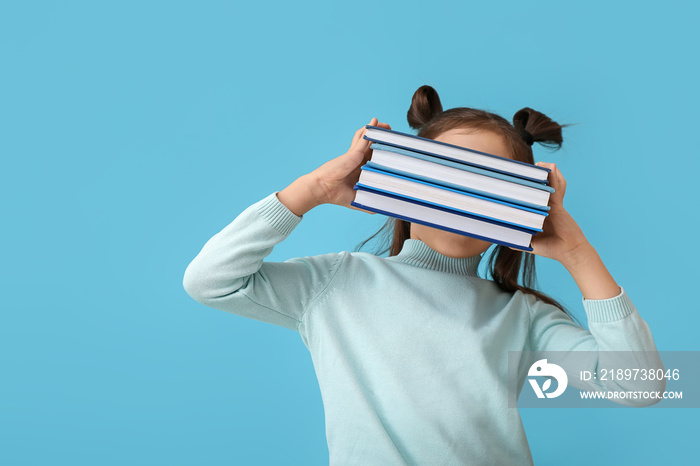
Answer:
[183,85,661,465]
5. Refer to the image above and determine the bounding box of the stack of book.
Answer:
[350,125,553,251]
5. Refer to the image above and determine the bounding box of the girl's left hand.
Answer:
[524,162,590,263]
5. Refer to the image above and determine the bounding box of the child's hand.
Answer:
[277,118,391,216]
[309,117,391,209]
[522,162,622,299]
[525,162,591,263]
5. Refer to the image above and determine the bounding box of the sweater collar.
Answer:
[386,239,481,276]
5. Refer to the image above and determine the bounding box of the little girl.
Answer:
[183,85,661,465]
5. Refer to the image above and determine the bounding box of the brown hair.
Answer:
[357,85,578,322]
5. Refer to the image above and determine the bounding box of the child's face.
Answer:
[409,128,513,259]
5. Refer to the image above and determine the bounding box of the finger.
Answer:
[536,162,566,186]
[549,164,566,201]
[536,161,566,202]
[536,161,556,171]
[551,164,567,186]
[354,133,372,158]
[352,117,377,148]
[351,127,363,146]
[361,117,378,143]
[339,141,371,175]
[351,117,377,146]
[360,118,386,156]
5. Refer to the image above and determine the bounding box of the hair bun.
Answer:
[513,107,565,149]
[407,85,443,130]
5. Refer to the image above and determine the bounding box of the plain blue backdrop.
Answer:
[2,1,698,464]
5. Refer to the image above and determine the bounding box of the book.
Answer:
[356,165,548,231]
[367,143,553,211]
[363,125,551,183]
[351,187,536,251]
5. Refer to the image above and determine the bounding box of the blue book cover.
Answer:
[357,165,547,231]
[351,186,535,252]
[369,143,555,194]
[363,125,551,184]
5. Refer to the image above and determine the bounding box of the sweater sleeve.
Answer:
[527,287,666,406]
[182,192,345,332]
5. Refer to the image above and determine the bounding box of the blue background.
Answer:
[2,1,698,464]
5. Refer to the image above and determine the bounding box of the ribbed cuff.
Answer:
[256,192,303,236]
[583,286,636,323]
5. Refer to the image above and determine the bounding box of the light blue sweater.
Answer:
[183,192,661,465]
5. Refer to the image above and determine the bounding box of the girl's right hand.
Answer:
[277,117,392,216]
[311,117,392,208]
